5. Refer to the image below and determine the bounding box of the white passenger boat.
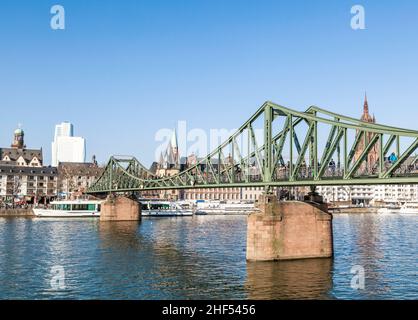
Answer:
[33,200,102,218]
[377,202,401,214]
[140,201,194,217]
[399,202,418,215]
[195,201,257,215]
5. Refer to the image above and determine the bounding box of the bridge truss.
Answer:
[86,101,418,194]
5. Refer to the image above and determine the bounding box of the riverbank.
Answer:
[0,208,34,217]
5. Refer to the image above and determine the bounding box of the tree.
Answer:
[58,165,77,199]
[12,176,22,209]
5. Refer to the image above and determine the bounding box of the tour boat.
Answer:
[33,200,102,218]
[195,201,257,215]
[140,201,194,217]
[377,202,401,214]
[399,202,418,215]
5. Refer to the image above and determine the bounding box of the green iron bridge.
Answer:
[86,101,418,194]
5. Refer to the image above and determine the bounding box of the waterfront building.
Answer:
[51,122,86,167]
[0,127,57,204]
[183,186,242,201]
[0,165,58,203]
[373,184,418,204]
[319,185,373,205]
[319,181,418,206]
[177,153,244,201]
[57,158,104,199]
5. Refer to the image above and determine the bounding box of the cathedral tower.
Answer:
[354,93,379,174]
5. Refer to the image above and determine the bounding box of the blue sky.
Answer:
[0,0,417,166]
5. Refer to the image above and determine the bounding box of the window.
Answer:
[57,204,71,211]
[73,204,90,211]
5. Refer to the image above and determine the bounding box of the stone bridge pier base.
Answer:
[247,194,333,261]
[100,195,141,222]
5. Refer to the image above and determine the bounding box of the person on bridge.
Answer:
[329,159,336,175]
[389,152,398,164]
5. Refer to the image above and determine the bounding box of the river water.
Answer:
[0,214,416,300]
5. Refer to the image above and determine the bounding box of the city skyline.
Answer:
[1,0,418,167]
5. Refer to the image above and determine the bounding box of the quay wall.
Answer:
[0,209,34,217]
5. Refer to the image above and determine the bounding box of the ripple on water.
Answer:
[0,214,416,299]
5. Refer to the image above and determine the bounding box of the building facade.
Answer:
[0,166,58,203]
[57,159,104,199]
[373,184,418,204]
[0,127,57,204]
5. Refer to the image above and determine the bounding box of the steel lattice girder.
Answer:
[86,101,418,194]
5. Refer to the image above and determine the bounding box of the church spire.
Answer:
[170,128,178,150]
[363,92,369,115]
[360,92,374,122]
[170,128,179,168]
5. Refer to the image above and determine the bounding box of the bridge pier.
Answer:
[100,195,141,222]
[246,194,333,261]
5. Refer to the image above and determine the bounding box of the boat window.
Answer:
[150,203,170,210]
[57,204,71,210]
[73,204,89,211]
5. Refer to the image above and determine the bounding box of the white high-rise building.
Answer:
[54,122,73,141]
[51,122,86,167]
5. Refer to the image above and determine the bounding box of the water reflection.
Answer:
[246,258,333,300]
[98,221,141,249]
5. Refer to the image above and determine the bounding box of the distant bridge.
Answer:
[86,101,418,194]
